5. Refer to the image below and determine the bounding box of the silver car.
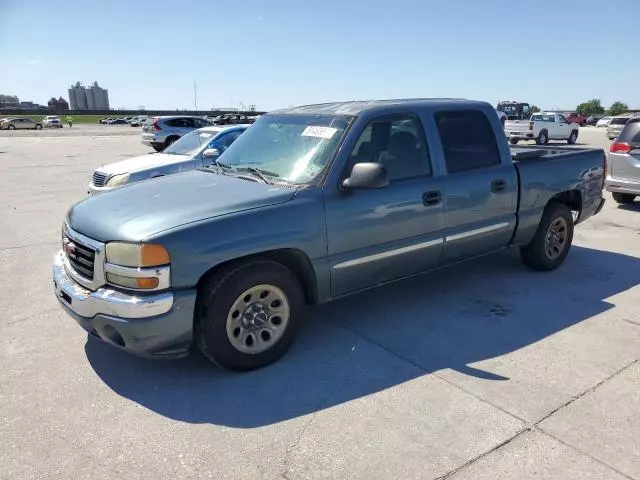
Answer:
[606,115,640,204]
[607,113,634,140]
[0,117,43,130]
[141,115,213,151]
[89,125,249,194]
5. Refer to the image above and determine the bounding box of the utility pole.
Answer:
[193,81,198,111]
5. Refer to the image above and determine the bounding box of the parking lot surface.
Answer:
[1,128,638,479]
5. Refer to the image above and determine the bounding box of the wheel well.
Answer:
[548,190,582,220]
[539,129,548,134]
[196,249,318,305]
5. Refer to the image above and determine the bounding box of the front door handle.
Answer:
[422,190,442,206]
[491,180,507,193]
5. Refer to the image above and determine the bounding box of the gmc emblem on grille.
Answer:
[63,238,76,258]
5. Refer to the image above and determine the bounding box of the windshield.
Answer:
[163,129,218,155]
[216,114,351,184]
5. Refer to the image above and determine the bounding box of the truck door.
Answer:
[555,114,572,139]
[324,113,444,296]
[433,109,518,264]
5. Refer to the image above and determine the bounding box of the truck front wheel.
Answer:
[195,260,305,371]
[520,203,574,271]
[536,130,548,145]
[509,138,519,145]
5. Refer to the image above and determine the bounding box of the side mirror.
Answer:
[202,148,220,159]
[342,162,389,190]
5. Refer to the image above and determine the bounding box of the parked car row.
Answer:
[99,115,148,126]
[52,98,607,371]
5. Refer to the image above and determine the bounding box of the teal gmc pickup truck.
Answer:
[53,98,606,371]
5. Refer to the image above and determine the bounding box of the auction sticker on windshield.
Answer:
[301,126,338,139]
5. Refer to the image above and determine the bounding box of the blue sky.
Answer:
[1,0,638,111]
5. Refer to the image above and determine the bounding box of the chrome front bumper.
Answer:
[87,182,112,195]
[53,251,173,319]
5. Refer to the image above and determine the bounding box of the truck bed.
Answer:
[510,146,603,162]
[509,145,605,247]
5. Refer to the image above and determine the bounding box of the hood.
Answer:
[67,170,297,242]
[97,153,193,176]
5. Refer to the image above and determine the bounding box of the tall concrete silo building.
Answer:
[68,81,110,110]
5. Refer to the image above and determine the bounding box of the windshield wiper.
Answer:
[199,159,233,174]
[236,166,278,184]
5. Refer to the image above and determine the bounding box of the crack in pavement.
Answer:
[280,334,361,480]
[334,320,639,480]
[533,359,639,427]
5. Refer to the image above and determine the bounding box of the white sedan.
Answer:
[88,125,250,194]
[43,116,63,128]
[596,116,613,127]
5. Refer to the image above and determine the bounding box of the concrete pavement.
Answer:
[0,127,638,479]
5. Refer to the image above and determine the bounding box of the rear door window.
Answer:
[618,119,640,145]
[435,110,500,173]
[610,117,631,126]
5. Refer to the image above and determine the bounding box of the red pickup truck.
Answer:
[565,112,587,126]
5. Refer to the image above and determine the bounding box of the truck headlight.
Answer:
[106,173,130,187]
[105,243,170,290]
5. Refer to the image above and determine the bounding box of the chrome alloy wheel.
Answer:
[544,217,568,260]
[225,284,290,354]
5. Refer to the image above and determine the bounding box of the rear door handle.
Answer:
[422,190,442,206]
[491,180,507,193]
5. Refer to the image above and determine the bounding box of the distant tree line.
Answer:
[575,99,629,117]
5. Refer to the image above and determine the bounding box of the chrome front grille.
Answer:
[62,225,105,290]
[92,171,108,187]
[63,235,95,280]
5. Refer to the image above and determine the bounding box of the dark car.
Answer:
[586,116,601,126]
[110,118,128,125]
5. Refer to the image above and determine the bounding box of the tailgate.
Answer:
[505,120,530,134]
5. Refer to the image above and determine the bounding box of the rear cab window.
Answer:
[531,114,555,122]
[435,110,500,173]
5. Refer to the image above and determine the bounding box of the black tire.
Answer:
[567,130,578,144]
[612,192,636,204]
[7,125,15,130]
[35,124,42,130]
[535,130,548,145]
[164,136,179,148]
[509,138,519,145]
[520,202,574,271]
[196,259,305,371]
[152,145,164,152]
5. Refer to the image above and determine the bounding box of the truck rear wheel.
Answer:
[195,260,305,371]
[612,192,636,204]
[520,202,574,271]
